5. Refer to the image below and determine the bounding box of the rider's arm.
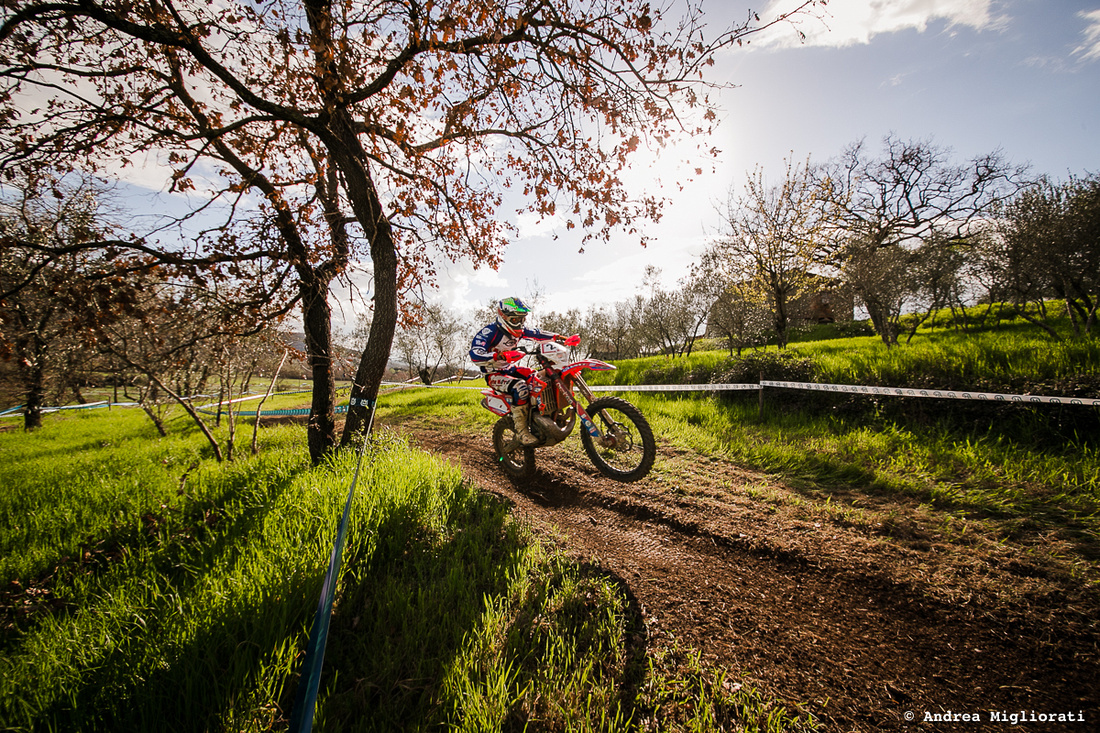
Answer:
[469,324,502,366]
[522,326,562,342]
[523,327,580,346]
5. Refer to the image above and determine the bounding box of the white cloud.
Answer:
[514,210,566,240]
[1073,8,1100,61]
[752,0,1005,49]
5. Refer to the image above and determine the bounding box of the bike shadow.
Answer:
[500,464,587,510]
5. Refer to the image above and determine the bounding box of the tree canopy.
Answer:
[1,0,821,457]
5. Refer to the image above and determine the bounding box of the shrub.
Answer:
[710,350,817,385]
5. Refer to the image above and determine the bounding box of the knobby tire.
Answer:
[493,414,536,480]
[580,396,656,482]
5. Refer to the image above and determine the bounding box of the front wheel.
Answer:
[580,397,656,482]
[493,415,536,480]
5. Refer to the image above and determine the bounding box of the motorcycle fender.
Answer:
[562,359,617,378]
[480,390,511,417]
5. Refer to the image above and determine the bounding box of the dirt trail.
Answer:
[395,422,1098,732]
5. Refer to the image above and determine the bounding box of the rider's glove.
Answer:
[496,350,523,363]
[563,334,581,347]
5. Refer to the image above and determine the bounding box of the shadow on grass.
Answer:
[3,457,314,731]
[309,474,651,731]
[312,486,528,731]
[744,430,1100,564]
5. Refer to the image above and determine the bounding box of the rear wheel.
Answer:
[580,397,656,482]
[493,415,536,480]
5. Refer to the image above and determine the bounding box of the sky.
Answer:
[364,0,1100,334]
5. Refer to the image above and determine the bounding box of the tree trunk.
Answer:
[223,350,236,462]
[865,302,898,347]
[301,273,337,464]
[342,222,397,445]
[322,113,399,448]
[142,403,168,437]
[773,289,791,349]
[23,363,44,431]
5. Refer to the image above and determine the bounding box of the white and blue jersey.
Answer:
[469,322,558,374]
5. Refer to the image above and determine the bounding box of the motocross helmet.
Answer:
[496,297,531,338]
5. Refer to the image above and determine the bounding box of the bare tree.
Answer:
[394,302,468,384]
[94,278,283,461]
[541,307,587,356]
[708,156,829,347]
[576,300,643,360]
[816,134,1026,345]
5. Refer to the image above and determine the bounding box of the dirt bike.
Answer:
[479,340,656,482]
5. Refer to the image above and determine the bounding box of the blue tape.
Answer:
[287,425,372,731]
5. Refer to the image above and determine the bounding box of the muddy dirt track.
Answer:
[393,420,1099,732]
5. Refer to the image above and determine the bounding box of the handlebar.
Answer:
[498,336,580,364]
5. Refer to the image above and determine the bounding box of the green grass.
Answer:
[6,308,1094,730]
[574,306,1100,529]
[1,406,818,732]
[790,329,1100,392]
[376,349,1100,563]
[631,393,1100,517]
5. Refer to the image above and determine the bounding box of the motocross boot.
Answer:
[511,404,540,446]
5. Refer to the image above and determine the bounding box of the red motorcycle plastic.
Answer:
[479,340,656,482]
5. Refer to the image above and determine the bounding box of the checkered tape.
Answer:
[380,379,1100,405]
[589,383,760,393]
[761,380,1100,406]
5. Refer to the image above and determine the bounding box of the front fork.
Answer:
[558,375,618,448]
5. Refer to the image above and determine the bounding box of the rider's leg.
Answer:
[510,404,539,446]
[488,372,538,446]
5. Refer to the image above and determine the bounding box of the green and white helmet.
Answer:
[496,297,531,337]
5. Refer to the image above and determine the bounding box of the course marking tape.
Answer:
[380,381,484,391]
[376,378,1098,405]
[761,380,1100,406]
[7,379,1097,420]
[590,383,760,393]
[287,427,370,732]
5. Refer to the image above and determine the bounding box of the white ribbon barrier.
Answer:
[1,400,118,419]
[590,383,760,393]
[381,378,1099,406]
[760,380,1100,407]
[6,379,1097,419]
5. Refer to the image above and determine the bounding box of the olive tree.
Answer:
[393,302,469,384]
[707,156,830,348]
[989,174,1100,338]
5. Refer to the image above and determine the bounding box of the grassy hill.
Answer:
[1,408,816,731]
[2,308,1097,731]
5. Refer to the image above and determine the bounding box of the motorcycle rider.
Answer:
[470,297,579,446]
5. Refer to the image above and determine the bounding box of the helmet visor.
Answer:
[502,312,526,330]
